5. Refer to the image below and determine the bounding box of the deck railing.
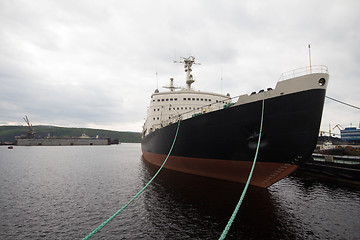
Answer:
[161,101,230,127]
[278,65,328,81]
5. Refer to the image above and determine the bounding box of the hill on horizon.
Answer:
[0,125,142,143]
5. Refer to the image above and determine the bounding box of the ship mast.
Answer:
[174,56,200,90]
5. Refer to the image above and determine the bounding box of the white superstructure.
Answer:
[143,56,231,136]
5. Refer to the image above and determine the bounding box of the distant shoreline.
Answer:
[0,125,141,143]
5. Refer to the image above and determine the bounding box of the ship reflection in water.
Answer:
[141,157,360,240]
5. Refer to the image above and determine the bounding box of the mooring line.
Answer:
[82,120,181,240]
[219,94,265,240]
[326,96,360,110]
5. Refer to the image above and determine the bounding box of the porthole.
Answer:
[319,78,326,86]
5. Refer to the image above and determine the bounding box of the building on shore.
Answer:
[340,127,360,144]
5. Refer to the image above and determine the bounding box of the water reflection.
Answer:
[140,157,304,239]
[269,173,360,240]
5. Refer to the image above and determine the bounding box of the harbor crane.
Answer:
[23,115,36,138]
[333,124,344,132]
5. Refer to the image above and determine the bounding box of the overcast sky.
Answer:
[1,0,359,134]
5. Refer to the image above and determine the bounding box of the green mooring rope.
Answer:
[82,120,181,240]
[219,95,265,240]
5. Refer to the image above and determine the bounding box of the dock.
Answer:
[299,153,360,182]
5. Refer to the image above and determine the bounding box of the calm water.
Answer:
[0,144,359,240]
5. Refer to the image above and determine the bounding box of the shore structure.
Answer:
[14,116,111,146]
[15,136,110,146]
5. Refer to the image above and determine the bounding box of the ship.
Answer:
[141,56,329,188]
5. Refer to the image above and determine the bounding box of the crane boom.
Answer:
[333,124,343,131]
[23,115,36,138]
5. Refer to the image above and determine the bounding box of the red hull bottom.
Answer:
[142,151,298,188]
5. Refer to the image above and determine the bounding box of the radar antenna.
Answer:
[163,78,181,91]
[174,56,201,90]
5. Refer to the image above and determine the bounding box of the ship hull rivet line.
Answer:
[82,120,181,240]
[219,94,265,240]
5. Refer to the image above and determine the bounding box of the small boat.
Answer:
[319,141,344,155]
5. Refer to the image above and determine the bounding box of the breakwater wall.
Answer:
[16,138,109,146]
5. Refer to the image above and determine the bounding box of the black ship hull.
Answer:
[141,88,326,188]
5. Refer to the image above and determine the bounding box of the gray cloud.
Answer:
[1,0,359,133]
